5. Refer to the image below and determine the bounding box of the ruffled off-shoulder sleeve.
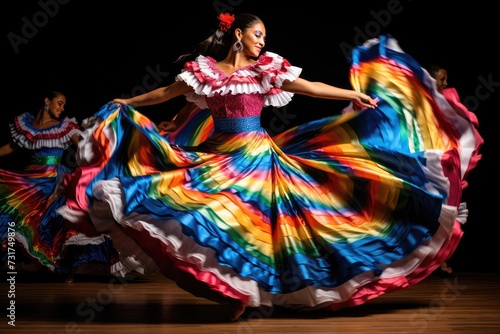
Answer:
[10,113,82,150]
[176,51,302,108]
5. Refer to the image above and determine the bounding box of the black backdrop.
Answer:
[2,0,498,272]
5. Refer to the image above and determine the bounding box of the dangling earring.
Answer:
[44,105,49,112]
[232,39,243,53]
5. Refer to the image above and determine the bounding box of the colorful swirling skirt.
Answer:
[0,162,117,273]
[57,34,482,309]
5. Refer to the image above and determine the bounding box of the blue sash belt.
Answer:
[213,117,261,133]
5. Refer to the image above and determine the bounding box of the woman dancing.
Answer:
[58,13,482,320]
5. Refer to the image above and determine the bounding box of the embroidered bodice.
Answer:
[176,52,302,119]
[9,112,81,164]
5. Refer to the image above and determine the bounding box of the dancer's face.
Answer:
[45,95,66,119]
[241,22,266,58]
[434,69,448,92]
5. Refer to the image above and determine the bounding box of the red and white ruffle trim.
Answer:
[9,112,81,150]
[176,51,302,109]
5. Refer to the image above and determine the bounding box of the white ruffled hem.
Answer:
[89,176,460,309]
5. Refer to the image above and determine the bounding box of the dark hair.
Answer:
[45,90,65,101]
[38,90,65,114]
[426,65,445,79]
[176,13,263,62]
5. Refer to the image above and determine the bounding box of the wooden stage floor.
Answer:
[1,270,499,334]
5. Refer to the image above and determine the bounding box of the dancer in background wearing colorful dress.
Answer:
[0,90,118,282]
[58,13,482,320]
[425,64,484,276]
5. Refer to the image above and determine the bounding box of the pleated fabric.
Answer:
[57,35,482,309]
[0,113,117,273]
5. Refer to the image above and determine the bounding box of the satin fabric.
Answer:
[57,35,482,309]
[0,113,118,273]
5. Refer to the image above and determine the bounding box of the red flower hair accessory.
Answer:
[218,12,235,32]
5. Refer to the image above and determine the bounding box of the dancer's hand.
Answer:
[353,93,378,109]
[111,98,129,105]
